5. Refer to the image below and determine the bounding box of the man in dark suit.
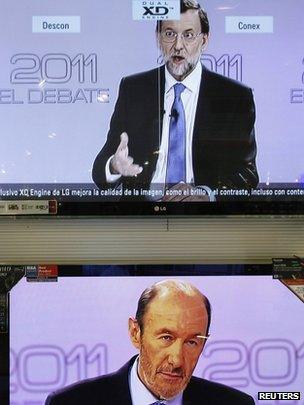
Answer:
[92,0,258,198]
[46,280,255,404]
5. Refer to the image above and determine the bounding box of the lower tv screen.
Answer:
[9,275,304,404]
[0,0,303,215]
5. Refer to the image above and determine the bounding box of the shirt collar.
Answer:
[165,61,202,94]
[129,356,183,405]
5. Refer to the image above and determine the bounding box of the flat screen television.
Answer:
[3,268,303,404]
[0,0,303,215]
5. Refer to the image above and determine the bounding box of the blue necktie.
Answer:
[166,83,186,185]
[150,402,166,405]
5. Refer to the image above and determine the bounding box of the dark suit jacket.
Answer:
[45,356,255,404]
[92,65,258,191]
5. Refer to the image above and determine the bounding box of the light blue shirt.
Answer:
[129,357,183,405]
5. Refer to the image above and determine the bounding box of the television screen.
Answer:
[9,274,304,404]
[1,0,303,214]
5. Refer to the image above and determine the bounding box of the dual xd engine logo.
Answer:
[133,0,180,20]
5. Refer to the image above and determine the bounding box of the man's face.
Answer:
[158,9,208,81]
[129,292,208,399]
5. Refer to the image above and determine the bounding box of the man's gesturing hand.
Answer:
[110,132,143,176]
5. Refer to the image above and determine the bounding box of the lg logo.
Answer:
[154,205,167,212]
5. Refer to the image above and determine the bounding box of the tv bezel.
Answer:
[53,200,304,216]
[1,264,273,405]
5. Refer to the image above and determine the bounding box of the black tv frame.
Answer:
[54,200,304,216]
[0,263,273,405]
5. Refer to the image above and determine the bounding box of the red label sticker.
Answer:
[38,265,58,278]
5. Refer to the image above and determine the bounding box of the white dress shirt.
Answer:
[105,63,202,184]
[129,357,183,405]
[151,62,202,184]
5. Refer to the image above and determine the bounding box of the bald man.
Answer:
[45,280,255,404]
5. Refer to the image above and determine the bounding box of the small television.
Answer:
[0,0,303,215]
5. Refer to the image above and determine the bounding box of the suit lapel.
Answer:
[192,65,214,184]
[106,357,135,405]
[182,377,203,405]
[138,66,165,183]
[193,65,210,131]
[151,65,165,151]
